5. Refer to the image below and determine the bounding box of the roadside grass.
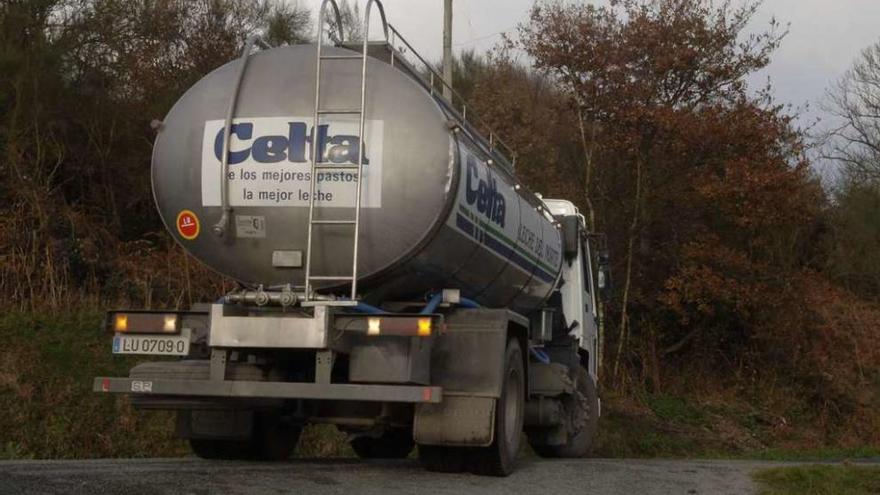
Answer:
[593,401,702,457]
[745,447,880,462]
[0,309,359,459]
[0,310,187,459]
[593,391,880,462]
[644,394,707,427]
[754,465,880,495]
[297,425,353,458]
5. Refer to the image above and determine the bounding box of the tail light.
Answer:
[107,312,181,334]
[365,316,437,337]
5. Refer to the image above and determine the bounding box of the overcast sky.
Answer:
[299,0,880,139]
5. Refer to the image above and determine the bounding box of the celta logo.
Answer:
[213,122,370,165]
[465,155,506,227]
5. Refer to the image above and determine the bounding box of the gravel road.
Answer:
[0,457,798,495]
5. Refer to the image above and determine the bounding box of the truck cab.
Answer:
[545,198,606,384]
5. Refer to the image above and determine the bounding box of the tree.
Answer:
[821,41,880,304]
[519,0,789,381]
[823,180,880,299]
[825,40,880,182]
[327,0,363,43]
[0,0,310,309]
[265,1,312,46]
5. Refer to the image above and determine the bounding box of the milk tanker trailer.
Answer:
[94,0,610,476]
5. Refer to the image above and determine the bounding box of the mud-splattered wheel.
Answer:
[528,365,599,458]
[351,428,414,459]
[468,338,525,476]
[418,339,525,476]
[189,411,301,461]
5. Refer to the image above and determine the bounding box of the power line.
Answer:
[453,26,515,47]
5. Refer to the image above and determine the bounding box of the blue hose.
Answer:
[420,293,481,314]
[458,297,480,309]
[420,293,444,314]
[352,301,386,314]
[530,347,551,364]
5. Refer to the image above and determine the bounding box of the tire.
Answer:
[351,429,415,459]
[251,411,302,461]
[418,445,468,473]
[528,365,599,458]
[189,438,251,460]
[189,411,301,461]
[468,338,525,476]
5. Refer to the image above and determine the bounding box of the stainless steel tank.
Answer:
[152,44,562,313]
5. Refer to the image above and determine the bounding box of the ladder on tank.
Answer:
[302,0,390,305]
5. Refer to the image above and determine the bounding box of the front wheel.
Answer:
[528,365,599,458]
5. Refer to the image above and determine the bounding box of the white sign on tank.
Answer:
[201,117,384,208]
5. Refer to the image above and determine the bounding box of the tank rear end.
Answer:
[152,44,453,290]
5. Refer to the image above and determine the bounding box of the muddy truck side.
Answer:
[94,0,611,476]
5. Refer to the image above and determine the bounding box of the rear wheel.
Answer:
[468,338,525,476]
[418,445,467,472]
[528,365,598,458]
[251,411,302,461]
[189,438,250,460]
[189,411,301,461]
[351,428,414,459]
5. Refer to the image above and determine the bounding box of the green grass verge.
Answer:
[0,310,355,459]
[593,404,701,457]
[745,447,880,462]
[0,310,188,459]
[754,465,880,495]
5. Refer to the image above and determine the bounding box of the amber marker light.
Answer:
[417,318,432,337]
[114,314,128,333]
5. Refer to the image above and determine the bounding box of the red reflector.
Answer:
[422,387,432,402]
[101,378,110,392]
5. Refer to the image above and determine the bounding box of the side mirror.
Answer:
[596,249,611,302]
[560,216,580,261]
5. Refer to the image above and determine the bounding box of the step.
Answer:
[311,220,356,225]
[317,108,362,115]
[321,54,364,60]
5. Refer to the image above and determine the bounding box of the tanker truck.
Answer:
[94,0,610,476]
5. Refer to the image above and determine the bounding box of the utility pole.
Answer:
[442,0,453,100]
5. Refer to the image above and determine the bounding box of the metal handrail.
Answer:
[320,0,345,44]
[212,35,270,237]
[365,0,390,42]
[386,24,517,169]
[348,0,390,300]
[304,0,391,302]
[304,0,347,299]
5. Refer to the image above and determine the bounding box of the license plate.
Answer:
[113,329,190,356]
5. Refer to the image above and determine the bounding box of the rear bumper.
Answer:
[93,377,442,403]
